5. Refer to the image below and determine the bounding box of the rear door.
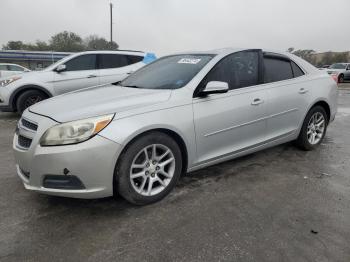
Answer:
[53,54,99,95]
[193,50,268,164]
[98,54,144,85]
[263,53,310,141]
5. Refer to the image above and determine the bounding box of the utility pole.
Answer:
[110,2,113,43]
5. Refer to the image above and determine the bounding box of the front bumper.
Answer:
[13,111,122,199]
[0,87,14,112]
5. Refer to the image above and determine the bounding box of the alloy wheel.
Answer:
[307,112,325,145]
[130,144,176,196]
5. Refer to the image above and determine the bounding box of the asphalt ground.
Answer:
[0,85,350,261]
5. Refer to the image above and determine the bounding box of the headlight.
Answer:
[40,114,114,146]
[0,76,21,87]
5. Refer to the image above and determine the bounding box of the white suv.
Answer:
[0,50,156,113]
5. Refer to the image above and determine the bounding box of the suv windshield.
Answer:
[329,63,346,69]
[120,54,214,89]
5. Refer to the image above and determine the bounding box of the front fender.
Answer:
[98,104,197,169]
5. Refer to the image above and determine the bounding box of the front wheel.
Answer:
[16,90,48,114]
[338,74,344,83]
[295,106,328,151]
[116,132,183,205]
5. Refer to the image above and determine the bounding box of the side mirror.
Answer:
[199,81,229,96]
[55,64,66,73]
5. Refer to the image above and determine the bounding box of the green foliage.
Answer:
[2,31,119,52]
[84,35,119,50]
[49,31,84,52]
[287,47,349,67]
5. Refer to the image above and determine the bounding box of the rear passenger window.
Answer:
[291,61,304,77]
[127,55,143,65]
[99,54,129,69]
[202,51,259,90]
[264,57,293,83]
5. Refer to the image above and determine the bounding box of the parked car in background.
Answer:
[0,63,30,78]
[326,63,350,83]
[13,48,338,205]
[0,50,156,113]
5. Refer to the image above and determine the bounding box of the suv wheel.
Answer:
[116,132,182,205]
[296,106,328,150]
[16,90,48,114]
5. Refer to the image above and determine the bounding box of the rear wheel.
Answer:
[116,132,182,205]
[16,90,48,114]
[295,106,328,150]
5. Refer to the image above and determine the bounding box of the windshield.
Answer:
[329,63,346,69]
[120,54,214,89]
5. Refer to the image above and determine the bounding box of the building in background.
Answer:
[0,50,71,70]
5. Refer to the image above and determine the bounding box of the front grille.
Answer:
[21,118,38,131]
[18,135,32,149]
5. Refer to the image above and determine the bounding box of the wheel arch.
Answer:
[311,100,331,122]
[113,127,189,193]
[10,85,52,110]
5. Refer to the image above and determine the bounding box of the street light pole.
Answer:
[110,2,113,43]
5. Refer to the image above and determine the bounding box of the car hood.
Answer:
[29,84,172,122]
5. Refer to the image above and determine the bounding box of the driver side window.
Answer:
[64,54,97,71]
[201,51,259,90]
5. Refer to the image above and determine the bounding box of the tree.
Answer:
[84,35,119,50]
[2,41,25,50]
[287,47,295,53]
[49,31,84,52]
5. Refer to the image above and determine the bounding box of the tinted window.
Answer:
[127,55,143,65]
[264,57,293,83]
[329,63,346,69]
[202,51,259,90]
[9,65,24,71]
[65,55,97,71]
[291,61,304,77]
[99,54,129,69]
[121,54,214,90]
[0,65,8,70]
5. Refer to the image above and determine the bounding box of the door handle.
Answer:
[299,88,308,94]
[251,98,264,106]
[127,71,135,75]
[87,75,97,78]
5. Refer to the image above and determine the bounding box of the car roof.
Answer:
[74,50,146,56]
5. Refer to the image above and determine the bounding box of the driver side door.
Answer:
[193,50,268,164]
[53,54,99,95]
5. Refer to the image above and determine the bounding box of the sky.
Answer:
[0,0,349,55]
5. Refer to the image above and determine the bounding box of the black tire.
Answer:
[338,74,344,83]
[295,106,328,151]
[16,90,48,114]
[116,132,183,205]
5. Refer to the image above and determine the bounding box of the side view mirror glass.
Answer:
[55,64,67,73]
[199,81,229,96]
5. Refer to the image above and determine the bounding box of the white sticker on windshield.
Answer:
[178,58,201,64]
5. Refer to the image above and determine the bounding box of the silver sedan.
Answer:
[13,48,338,205]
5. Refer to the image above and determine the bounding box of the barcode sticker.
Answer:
[178,58,201,64]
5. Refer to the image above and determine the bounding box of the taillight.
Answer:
[331,74,338,83]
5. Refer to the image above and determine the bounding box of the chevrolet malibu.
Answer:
[14,48,338,205]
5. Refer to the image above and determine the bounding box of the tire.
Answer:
[295,106,328,151]
[116,131,183,205]
[16,90,48,114]
[338,74,344,83]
